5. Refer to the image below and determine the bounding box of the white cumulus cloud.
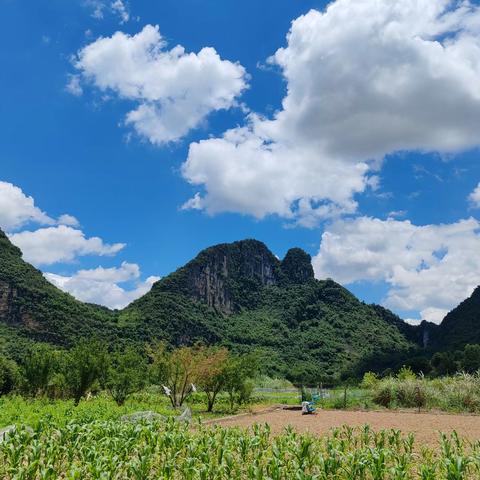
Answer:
[45,262,159,309]
[0,182,83,232]
[182,0,480,225]
[469,182,480,208]
[57,214,80,227]
[0,181,55,231]
[72,25,248,143]
[313,216,480,324]
[0,180,158,308]
[9,225,125,266]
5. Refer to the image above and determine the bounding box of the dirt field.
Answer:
[213,408,480,445]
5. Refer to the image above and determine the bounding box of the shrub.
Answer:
[360,371,379,390]
[395,380,427,409]
[372,378,396,408]
[413,383,427,412]
[0,355,19,396]
[371,373,480,413]
[396,366,416,381]
[237,378,255,406]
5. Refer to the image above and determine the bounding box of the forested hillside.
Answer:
[432,287,480,350]
[1,228,478,382]
[0,229,119,356]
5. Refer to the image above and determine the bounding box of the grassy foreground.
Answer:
[0,387,374,429]
[0,392,231,428]
[1,420,478,479]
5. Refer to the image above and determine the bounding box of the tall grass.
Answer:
[372,372,480,412]
[1,420,480,479]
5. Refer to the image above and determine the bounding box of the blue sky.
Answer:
[1,0,480,323]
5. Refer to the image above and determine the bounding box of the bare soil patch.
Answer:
[212,408,480,446]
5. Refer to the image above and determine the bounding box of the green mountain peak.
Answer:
[3,233,478,382]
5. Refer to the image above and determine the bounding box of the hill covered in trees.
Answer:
[431,287,480,350]
[0,229,120,354]
[0,227,478,382]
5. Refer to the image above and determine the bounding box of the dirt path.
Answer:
[212,408,480,445]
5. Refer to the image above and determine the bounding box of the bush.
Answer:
[67,340,107,405]
[413,383,427,411]
[360,371,379,390]
[396,366,416,381]
[236,378,255,406]
[395,380,427,410]
[371,373,480,413]
[0,355,19,396]
[372,378,396,408]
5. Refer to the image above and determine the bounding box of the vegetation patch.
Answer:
[2,421,480,479]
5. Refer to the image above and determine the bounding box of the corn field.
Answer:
[1,420,480,479]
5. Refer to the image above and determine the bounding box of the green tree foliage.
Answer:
[403,356,432,375]
[0,229,120,353]
[21,344,60,397]
[149,344,258,412]
[0,231,421,381]
[149,343,204,408]
[107,347,146,406]
[462,344,480,373]
[196,347,229,412]
[431,351,460,376]
[223,353,259,411]
[0,355,19,396]
[66,340,106,405]
[433,286,480,350]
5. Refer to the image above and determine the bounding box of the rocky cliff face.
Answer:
[154,239,314,314]
[188,242,279,313]
[281,248,315,285]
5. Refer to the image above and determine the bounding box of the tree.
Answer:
[223,353,259,411]
[196,347,229,412]
[0,355,19,396]
[108,347,146,406]
[404,356,432,375]
[150,343,204,408]
[21,344,59,396]
[462,344,480,373]
[96,345,111,391]
[67,340,105,406]
[431,351,459,376]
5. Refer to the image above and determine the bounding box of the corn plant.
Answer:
[2,420,480,479]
